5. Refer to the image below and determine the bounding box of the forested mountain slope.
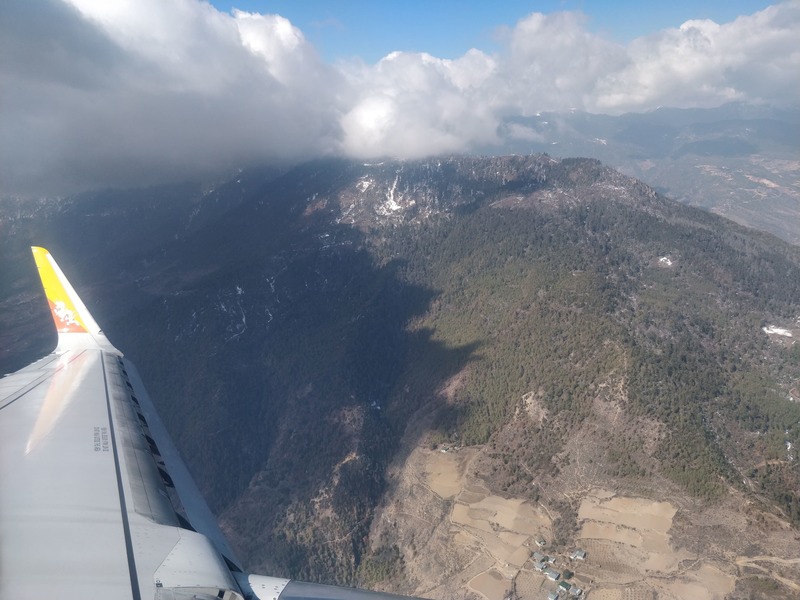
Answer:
[2,155,799,598]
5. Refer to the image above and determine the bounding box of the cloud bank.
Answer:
[1,0,798,195]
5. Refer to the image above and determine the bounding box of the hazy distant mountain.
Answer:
[491,103,800,246]
[2,155,799,598]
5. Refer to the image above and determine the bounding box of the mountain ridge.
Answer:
[1,154,799,598]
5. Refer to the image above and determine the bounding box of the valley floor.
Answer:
[370,443,800,600]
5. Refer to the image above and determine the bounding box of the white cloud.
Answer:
[593,4,800,111]
[0,0,343,195]
[499,11,630,113]
[339,50,500,158]
[0,0,797,196]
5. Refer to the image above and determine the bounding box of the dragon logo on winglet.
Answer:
[51,300,85,332]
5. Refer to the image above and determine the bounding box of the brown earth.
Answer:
[367,419,800,600]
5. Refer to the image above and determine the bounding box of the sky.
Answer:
[208,1,780,62]
[0,0,798,197]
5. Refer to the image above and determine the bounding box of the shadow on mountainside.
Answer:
[0,166,479,584]
[99,162,481,583]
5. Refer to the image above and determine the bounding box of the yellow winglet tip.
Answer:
[31,246,48,263]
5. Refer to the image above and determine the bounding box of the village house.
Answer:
[569,586,583,597]
[544,568,560,581]
[570,549,587,561]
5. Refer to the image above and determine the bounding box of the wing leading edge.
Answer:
[1,247,425,600]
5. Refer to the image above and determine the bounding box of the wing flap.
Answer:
[0,349,133,596]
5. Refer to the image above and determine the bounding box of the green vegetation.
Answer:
[369,157,800,514]
[357,545,404,588]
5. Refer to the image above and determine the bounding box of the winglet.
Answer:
[31,246,121,355]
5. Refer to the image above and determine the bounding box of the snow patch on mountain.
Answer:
[763,325,792,337]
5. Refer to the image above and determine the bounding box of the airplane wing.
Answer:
[1,247,424,600]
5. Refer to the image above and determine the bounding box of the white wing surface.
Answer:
[0,247,423,600]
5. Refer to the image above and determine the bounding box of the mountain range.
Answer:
[2,153,800,599]
[492,103,800,246]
